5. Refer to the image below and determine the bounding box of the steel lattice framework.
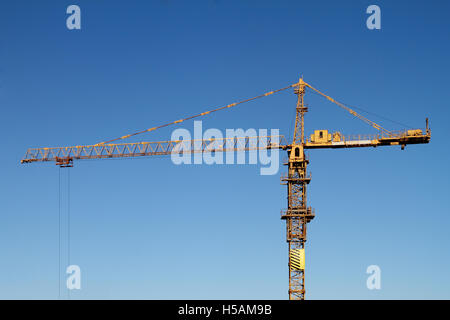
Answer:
[21,77,431,299]
[21,135,285,167]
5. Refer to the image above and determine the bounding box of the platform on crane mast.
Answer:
[280,208,315,222]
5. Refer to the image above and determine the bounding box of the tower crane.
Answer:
[21,77,431,300]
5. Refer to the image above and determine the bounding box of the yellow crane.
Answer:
[21,77,431,299]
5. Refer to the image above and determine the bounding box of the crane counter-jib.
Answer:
[304,129,430,149]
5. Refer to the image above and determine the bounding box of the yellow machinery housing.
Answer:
[310,130,331,143]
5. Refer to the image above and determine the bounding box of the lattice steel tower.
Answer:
[281,79,315,300]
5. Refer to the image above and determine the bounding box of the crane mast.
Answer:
[281,79,314,300]
[280,79,430,300]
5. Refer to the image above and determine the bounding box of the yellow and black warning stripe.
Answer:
[290,248,305,271]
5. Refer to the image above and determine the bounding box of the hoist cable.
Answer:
[95,83,299,146]
[68,169,70,269]
[306,88,413,129]
[58,168,61,299]
[303,83,392,136]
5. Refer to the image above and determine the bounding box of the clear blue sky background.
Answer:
[0,0,449,299]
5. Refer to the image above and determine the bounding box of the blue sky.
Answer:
[0,0,449,299]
